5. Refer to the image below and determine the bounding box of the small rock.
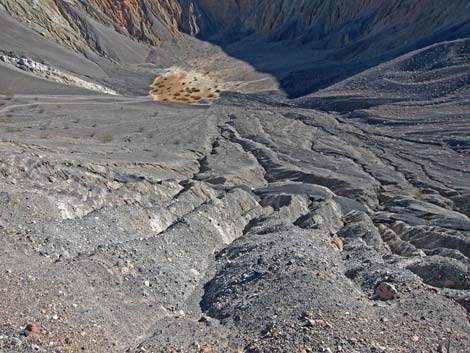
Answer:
[23,323,39,337]
[198,315,210,323]
[375,282,398,300]
[316,319,334,329]
[52,314,59,320]
[144,280,150,287]
[332,237,344,252]
[304,319,317,327]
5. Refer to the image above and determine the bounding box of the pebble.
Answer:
[52,314,59,320]
[23,323,39,337]
[144,280,150,287]
[198,315,210,323]
[332,237,344,252]
[304,319,317,327]
[375,282,398,300]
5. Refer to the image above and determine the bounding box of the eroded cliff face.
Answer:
[73,0,183,45]
[2,0,470,55]
[0,0,87,51]
[195,0,470,52]
[0,0,201,53]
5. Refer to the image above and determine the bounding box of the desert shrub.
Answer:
[414,190,425,201]
[441,142,451,150]
[99,133,113,143]
[191,95,202,100]
[5,126,22,133]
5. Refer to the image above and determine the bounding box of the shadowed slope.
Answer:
[2,0,470,97]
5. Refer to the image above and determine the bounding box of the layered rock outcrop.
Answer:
[2,0,470,58]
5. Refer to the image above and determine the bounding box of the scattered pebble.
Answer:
[23,323,39,337]
[375,282,398,300]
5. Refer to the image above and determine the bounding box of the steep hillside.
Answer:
[0,0,184,53]
[2,0,470,97]
[1,1,470,353]
[196,0,470,49]
[3,0,470,60]
[194,0,470,96]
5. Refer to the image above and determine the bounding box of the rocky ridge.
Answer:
[0,54,118,95]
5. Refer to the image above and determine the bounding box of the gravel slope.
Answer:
[0,2,469,353]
